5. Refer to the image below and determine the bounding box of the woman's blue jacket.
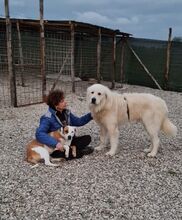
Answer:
[35,107,92,148]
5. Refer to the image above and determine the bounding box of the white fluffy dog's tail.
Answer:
[161,118,177,136]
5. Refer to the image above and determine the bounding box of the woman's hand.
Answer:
[55,142,64,152]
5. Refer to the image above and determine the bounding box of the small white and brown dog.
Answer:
[26,126,76,166]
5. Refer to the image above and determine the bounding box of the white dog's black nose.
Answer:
[91,97,96,104]
[68,135,72,140]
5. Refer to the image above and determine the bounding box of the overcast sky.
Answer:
[0,0,181,40]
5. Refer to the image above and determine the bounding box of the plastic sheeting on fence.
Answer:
[123,37,182,92]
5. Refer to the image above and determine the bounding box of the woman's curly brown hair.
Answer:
[46,89,64,109]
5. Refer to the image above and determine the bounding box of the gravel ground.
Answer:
[0,84,182,220]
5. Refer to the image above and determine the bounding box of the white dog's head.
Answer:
[87,84,112,113]
[60,125,76,141]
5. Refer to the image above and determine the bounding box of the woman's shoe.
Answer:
[81,146,94,155]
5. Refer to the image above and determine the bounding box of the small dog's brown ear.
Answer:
[59,127,64,134]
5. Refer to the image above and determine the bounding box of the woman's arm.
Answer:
[35,117,59,148]
[69,112,93,126]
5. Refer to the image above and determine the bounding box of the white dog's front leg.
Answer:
[147,135,159,157]
[64,145,70,158]
[106,127,119,156]
[95,126,108,151]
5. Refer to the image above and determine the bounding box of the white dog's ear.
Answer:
[60,127,64,134]
[74,127,77,134]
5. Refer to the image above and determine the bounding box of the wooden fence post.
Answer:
[71,22,75,93]
[40,0,46,100]
[164,27,172,89]
[5,0,17,107]
[97,28,101,83]
[111,34,116,89]
[16,20,25,87]
[120,36,126,86]
[79,34,83,78]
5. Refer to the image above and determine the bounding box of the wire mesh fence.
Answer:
[45,26,72,93]
[13,23,42,106]
[1,17,181,108]
[0,22,10,107]
[1,18,126,108]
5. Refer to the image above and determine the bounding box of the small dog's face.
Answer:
[87,84,106,106]
[61,126,76,140]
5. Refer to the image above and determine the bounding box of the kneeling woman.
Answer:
[35,89,94,159]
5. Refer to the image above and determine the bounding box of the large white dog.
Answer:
[87,84,177,157]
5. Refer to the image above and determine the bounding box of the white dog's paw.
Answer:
[105,150,116,156]
[45,162,60,167]
[147,152,157,157]
[144,148,151,153]
[144,145,153,153]
[95,145,104,151]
